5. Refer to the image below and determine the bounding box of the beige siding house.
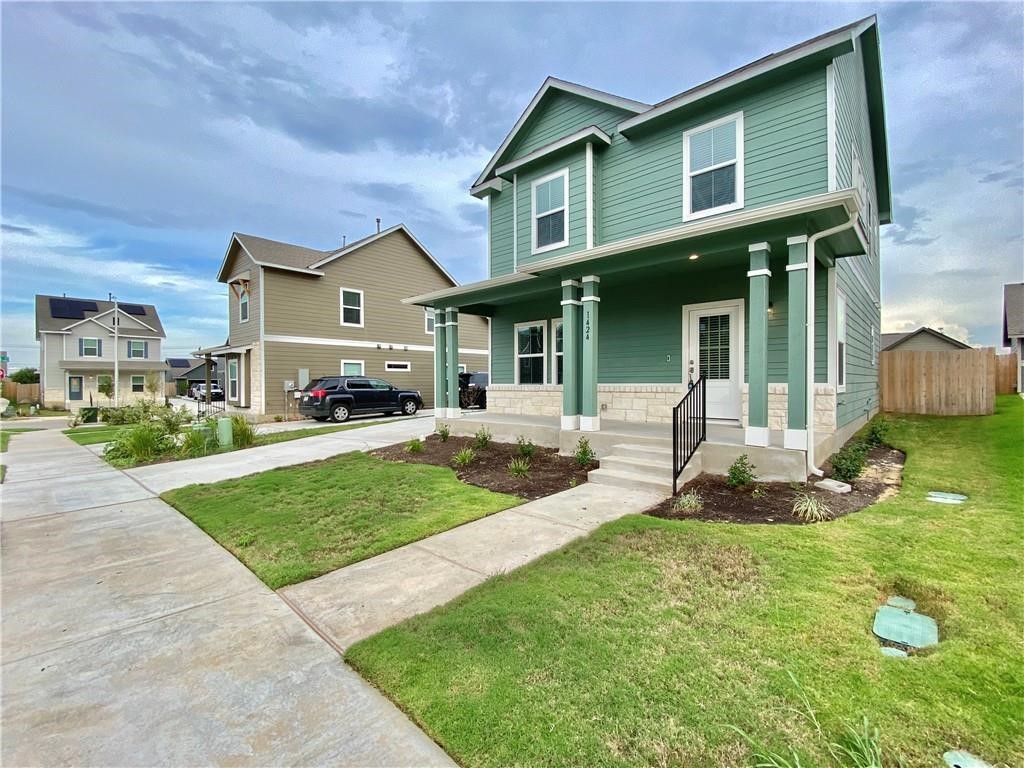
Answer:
[35,295,168,410]
[199,224,489,418]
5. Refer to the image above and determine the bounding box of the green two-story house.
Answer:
[409,16,889,490]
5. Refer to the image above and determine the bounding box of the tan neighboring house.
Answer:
[198,224,489,418]
[1003,282,1023,393]
[35,295,167,410]
[880,327,971,353]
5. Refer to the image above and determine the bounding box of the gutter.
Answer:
[805,212,858,477]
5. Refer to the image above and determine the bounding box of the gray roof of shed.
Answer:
[880,327,970,351]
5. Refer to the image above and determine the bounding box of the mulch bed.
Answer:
[372,435,596,500]
[646,446,905,525]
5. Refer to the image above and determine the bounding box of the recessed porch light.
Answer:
[688,253,699,260]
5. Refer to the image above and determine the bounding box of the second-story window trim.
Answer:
[127,340,147,359]
[340,287,364,328]
[682,111,744,222]
[80,337,100,357]
[531,168,569,255]
[239,284,250,323]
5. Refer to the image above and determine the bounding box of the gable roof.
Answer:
[215,224,457,287]
[1003,283,1024,344]
[35,294,166,339]
[880,327,971,351]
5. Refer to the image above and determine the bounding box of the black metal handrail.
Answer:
[197,398,226,420]
[672,377,707,495]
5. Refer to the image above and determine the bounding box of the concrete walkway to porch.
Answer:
[1,427,453,766]
[279,482,663,652]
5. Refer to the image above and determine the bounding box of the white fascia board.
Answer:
[260,263,325,277]
[402,272,539,307]
[472,77,649,188]
[470,178,504,199]
[494,126,612,178]
[617,24,862,135]
[520,189,859,275]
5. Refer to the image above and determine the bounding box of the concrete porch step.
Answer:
[599,454,672,476]
[608,443,673,463]
[587,467,673,497]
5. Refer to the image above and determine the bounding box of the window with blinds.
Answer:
[684,112,744,221]
[698,314,731,380]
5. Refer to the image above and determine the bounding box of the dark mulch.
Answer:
[372,435,596,501]
[646,446,905,525]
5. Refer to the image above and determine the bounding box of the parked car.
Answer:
[298,376,422,422]
[459,371,488,409]
[190,382,224,401]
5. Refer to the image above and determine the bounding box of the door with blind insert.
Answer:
[685,301,741,420]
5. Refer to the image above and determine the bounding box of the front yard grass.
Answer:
[162,451,519,589]
[347,396,1024,767]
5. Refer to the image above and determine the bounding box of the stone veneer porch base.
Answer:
[487,384,689,423]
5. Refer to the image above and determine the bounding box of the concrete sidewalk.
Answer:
[1,428,453,766]
[126,415,434,494]
[280,482,662,652]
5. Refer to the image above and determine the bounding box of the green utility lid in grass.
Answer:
[873,604,939,649]
[927,491,968,504]
[885,595,917,611]
[880,646,908,658]
[943,750,993,768]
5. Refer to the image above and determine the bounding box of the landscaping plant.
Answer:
[672,490,703,515]
[727,453,758,487]
[104,422,172,465]
[406,437,425,454]
[792,491,833,523]
[516,435,536,459]
[751,485,768,500]
[452,447,476,467]
[864,418,890,449]
[573,437,596,467]
[178,426,216,459]
[507,456,531,478]
[437,423,451,442]
[472,426,492,450]
[831,441,868,483]
[230,414,257,448]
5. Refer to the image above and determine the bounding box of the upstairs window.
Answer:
[340,288,364,327]
[80,337,101,357]
[683,112,744,221]
[239,285,250,322]
[531,169,569,254]
[128,340,148,359]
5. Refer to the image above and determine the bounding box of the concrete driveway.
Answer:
[1,428,452,767]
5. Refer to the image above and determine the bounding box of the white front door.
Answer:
[684,300,743,421]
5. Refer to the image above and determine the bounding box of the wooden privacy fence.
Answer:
[879,348,996,416]
[995,353,1019,395]
[1,382,41,404]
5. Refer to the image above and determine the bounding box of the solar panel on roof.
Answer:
[70,300,98,312]
[168,358,192,368]
[121,304,146,315]
[49,297,84,319]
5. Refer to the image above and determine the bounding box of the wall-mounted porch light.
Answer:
[768,301,775,318]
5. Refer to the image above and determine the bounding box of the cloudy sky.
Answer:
[1,1,1021,370]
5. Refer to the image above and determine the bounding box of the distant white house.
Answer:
[35,294,168,410]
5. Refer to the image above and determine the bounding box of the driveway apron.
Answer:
[0,428,452,767]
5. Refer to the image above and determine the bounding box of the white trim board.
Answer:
[262,334,488,356]
[530,167,570,256]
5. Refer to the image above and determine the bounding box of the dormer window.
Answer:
[531,169,569,254]
[683,112,744,221]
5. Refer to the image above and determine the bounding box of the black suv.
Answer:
[299,376,423,422]
[459,371,488,409]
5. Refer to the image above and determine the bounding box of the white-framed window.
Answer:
[227,358,239,400]
[239,285,250,323]
[340,288,364,327]
[837,291,847,393]
[130,375,145,393]
[80,337,100,357]
[385,361,411,372]
[531,169,569,254]
[425,308,435,335]
[515,320,547,384]
[127,340,147,359]
[683,111,744,222]
[553,318,564,385]
[458,363,468,373]
[852,149,873,251]
[341,359,364,376]
[871,326,878,368]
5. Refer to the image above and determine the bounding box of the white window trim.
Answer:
[552,317,564,385]
[424,308,435,335]
[530,168,570,255]
[227,358,239,401]
[682,111,744,222]
[81,337,100,357]
[837,290,848,393]
[458,363,468,374]
[340,287,365,328]
[514,320,547,385]
[239,286,250,323]
[340,359,365,376]
[127,340,146,359]
[130,374,145,393]
[385,361,411,372]
[871,325,878,368]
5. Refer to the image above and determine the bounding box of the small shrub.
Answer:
[273,415,284,423]
[751,485,768,501]
[792,491,833,523]
[864,418,889,449]
[406,437,425,453]
[179,427,215,459]
[104,422,171,465]
[230,414,257,448]
[507,456,531,478]
[155,406,191,437]
[436,423,451,442]
[516,435,536,459]
[672,490,703,515]
[573,437,596,467]
[472,426,492,450]
[452,447,476,467]
[831,441,868,483]
[568,476,578,489]
[727,454,757,488]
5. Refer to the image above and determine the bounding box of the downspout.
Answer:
[806,212,857,477]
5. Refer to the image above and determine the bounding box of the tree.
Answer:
[8,367,39,384]
[97,376,114,404]
[145,371,163,402]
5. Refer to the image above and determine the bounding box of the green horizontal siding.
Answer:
[489,190,515,277]
[504,91,627,160]
[836,258,880,427]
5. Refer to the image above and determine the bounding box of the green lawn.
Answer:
[63,425,131,445]
[162,451,519,589]
[347,396,1024,767]
[0,427,42,452]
